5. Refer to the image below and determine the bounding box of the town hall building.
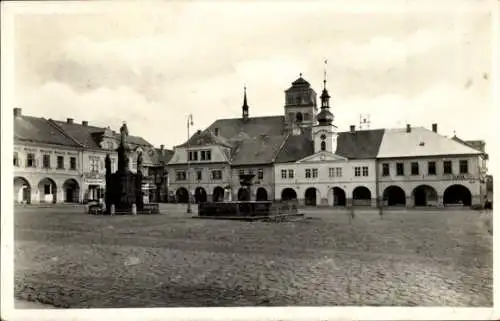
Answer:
[167,72,488,209]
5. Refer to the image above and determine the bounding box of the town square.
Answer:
[3,0,495,317]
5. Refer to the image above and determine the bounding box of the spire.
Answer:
[242,85,249,121]
[317,59,334,126]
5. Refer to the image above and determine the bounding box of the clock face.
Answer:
[320,134,326,140]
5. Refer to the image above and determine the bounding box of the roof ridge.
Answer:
[271,132,291,163]
[46,118,85,148]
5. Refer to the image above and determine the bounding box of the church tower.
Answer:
[284,73,318,133]
[313,67,337,153]
[242,86,249,122]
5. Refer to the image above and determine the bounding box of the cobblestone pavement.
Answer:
[14,205,492,308]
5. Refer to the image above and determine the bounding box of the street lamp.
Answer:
[187,114,194,213]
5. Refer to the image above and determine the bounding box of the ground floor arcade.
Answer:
[171,184,273,204]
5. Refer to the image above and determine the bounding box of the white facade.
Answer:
[14,143,83,204]
[274,151,377,206]
[376,126,487,207]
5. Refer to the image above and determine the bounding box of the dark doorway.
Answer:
[412,185,438,207]
[443,184,472,206]
[194,187,207,203]
[212,187,225,202]
[332,187,346,206]
[383,186,406,206]
[238,188,250,201]
[176,187,189,203]
[352,186,371,206]
[305,188,317,206]
[281,188,297,201]
[256,188,268,201]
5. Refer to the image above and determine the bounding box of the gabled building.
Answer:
[13,108,168,204]
[14,108,83,204]
[376,124,488,208]
[274,77,384,206]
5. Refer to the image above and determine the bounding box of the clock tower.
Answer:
[313,71,337,154]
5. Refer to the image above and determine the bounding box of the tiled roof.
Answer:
[274,128,384,163]
[231,134,288,166]
[14,116,81,148]
[176,129,232,148]
[206,116,286,139]
[153,148,174,164]
[336,129,385,159]
[52,120,153,150]
[274,129,314,163]
[377,127,482,158]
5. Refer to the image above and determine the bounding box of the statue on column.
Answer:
[137,150,143,174]
[118,122,131,172]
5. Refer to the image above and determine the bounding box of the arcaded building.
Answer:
[167,73,488,208]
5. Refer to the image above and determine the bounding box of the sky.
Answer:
[7,0,496,152]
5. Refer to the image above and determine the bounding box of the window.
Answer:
[443,160,452,174]
[411,162,419,176]
[329,168,335,177]
[70,157,77,170]
[200,150,212,161]
[14,152,19,167]
[320,141,326,151]
[288,169,294,179]
[212,170,222,180]
[382,163,390,176]
[89,156,99,173]
[188,151,198,161]
[281,169,287,179]
[305,169,311,178]
[428,161,436,175]
[336,167,342,177]
[258,169,264,179]
[57,156,64,169]
[459,160,468,174]
[354,166,361,177]
[239,169,245,176]
[214,128,219,136]
[176,171,187,181]
[196,170,202,180]
[26,153,35,168]
[296,112,303,122]
[312,168,318,178]
[362,166,369,177]
[396,163,404,176]
[43,155,51,169]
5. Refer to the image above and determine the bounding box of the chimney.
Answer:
[350,125,355,133]
[406,124,411,133]
[82,120,88,126]
[67,118,74,124]
[160,144,164,155]
[432,123,437,133]
[13,108,22,117]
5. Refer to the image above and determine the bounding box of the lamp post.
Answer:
[187,114,194,213]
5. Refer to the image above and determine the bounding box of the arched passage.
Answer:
[212,186,225,202]
[352,186,371,206]
[443,184,472,206]
[38,178,57,204]
[331,187,346,206]
[382,186,406,206]
[176,187,189,203]
[62,179,80,203]
[238,187,250,201]
[412,185,438,207]
[256,187,268,201]
[194,187,207,203]
[281,188,297,201]
[305,187,318,206]
[14,177,31,204]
